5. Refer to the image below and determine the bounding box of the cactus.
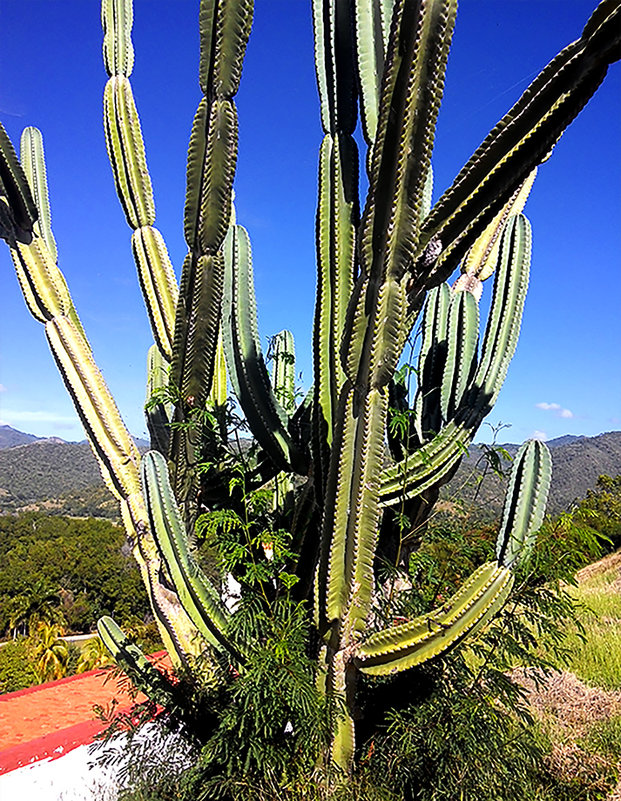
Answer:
[1,0,619,781]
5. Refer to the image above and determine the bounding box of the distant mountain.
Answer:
[0,425,43,449]
[443,430,621,517]
[0,439,106,513]
[546,434,587,449]
[0,427,148,518]
[0,426,619,521]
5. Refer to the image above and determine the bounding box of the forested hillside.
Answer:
[1,427,619,520]
[0,513,150,637]
[443,430,621,517]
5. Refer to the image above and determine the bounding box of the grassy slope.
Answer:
[518,552,621,799]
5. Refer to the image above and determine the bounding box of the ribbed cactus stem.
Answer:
[1,0,619,780]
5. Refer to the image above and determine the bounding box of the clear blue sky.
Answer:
[0,1,619,445]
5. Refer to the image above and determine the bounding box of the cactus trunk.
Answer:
[1,0,619,785]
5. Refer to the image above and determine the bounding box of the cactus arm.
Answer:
[103,76,155,229]
[181,99,238,259]
[439,289,479,422]
[379,420,470,506]
[471,214,531,407]
[169,1,253,494]
[270,330,296,414]
[10,236,72,324]
[222,224,303,473]
[419,1,621,279]
[311,0,357,136]
[171,250,224,408]
[362,438,552,677]
[46,316,142,501]
[20,127,56,262]
[380,212,531,507]
[168,1,253,500]
[145,344,172,455]
[269,330,296,507]
[497,439,552,569]
[18,128,87,341]
[324,388,388,629]
[41,311,203,665]
[353,0,395,146]
[209,329,228,408]
[102,0,178,360]
[141,451,241,658]
[313,133,358,489]
[311,0,360,495]
[356,562,514,675]
[360,0,457,284]
[199,0,253,99]
[412,282,450,443]
[341,0,457,393]
[3,119,204,669]
[97,615,177,708]
[102,0,134,77]
[460,169,536,283]
[0,122,37,243]
[132,227,179,361]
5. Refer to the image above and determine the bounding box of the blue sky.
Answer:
[0,1,619,445]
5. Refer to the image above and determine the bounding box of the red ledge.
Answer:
[0,651,170,774]
[0,713,121,774]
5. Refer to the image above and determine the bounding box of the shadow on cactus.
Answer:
[0,0,619,794]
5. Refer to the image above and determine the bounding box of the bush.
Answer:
[0,638,39,692]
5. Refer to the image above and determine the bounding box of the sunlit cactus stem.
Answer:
[0,0,619,784]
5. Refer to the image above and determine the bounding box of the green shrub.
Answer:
[0,638,39,692]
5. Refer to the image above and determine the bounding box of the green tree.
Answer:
[5,577,63,638]
[0,638,39,693]
[77,636,113,673]
[574,474,621,546]
[0,513,150,637]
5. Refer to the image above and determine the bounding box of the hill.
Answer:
[0,425,44,449]
[0,427,619,520]
[443,430,621,517]
[0,438,115,517]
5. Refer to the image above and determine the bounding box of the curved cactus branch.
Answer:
[419,0,621,278]
[98,615,177,707]
[141,450,242,660]
[380,212,531,507]
[356,562,514,675]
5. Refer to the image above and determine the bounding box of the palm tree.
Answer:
[6,578,64,638]
[76,636,113,673]
[32,621,69,682]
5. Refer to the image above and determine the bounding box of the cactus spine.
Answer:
[1,0,619,781]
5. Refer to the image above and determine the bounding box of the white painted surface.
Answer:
[0,723,193,801]
[0,742,121,801]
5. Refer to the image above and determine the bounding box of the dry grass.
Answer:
[511,549,621,799]
[513,667,621,798]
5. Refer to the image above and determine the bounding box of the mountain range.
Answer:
[443,430,621,517]
[0,425,620,520]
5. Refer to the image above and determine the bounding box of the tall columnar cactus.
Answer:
[1,0,619,779]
